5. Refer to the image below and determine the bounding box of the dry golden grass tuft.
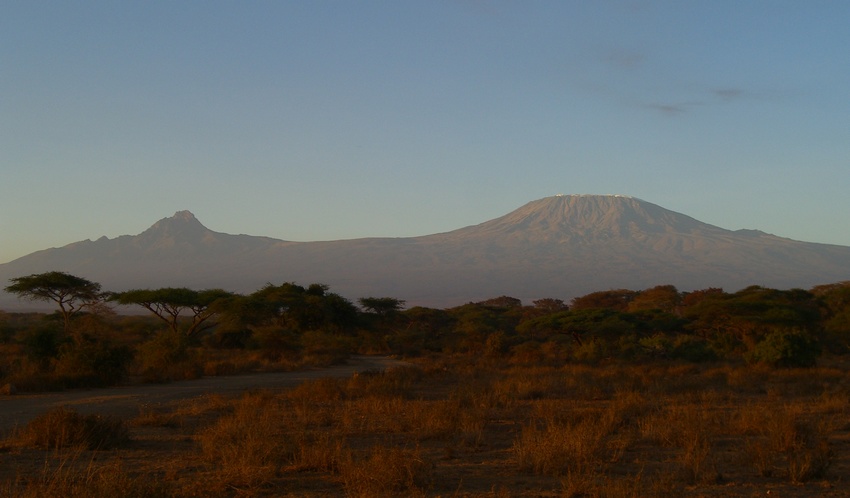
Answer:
[197,390,290,486]
[338,445,434,498]
[13,407,129,451]
[1,458,171,498]
[737,402,833,483]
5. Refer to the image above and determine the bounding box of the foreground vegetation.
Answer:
[3,273,850,495]
[3,272,850,393]
[2,357,850,497]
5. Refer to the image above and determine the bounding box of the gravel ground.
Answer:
[0,355,410,436]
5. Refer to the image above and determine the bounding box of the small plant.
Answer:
[678,432,719,484]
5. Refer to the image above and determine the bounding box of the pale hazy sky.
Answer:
[2,1,849,264]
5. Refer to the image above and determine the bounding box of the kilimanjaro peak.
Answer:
[440,194,715,243]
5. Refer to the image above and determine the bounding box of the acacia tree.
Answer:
[5,271,104,336]
[218,283,358,334]
[110,287,233,336]
[358,297,406,317]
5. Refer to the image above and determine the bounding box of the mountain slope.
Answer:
[2,195,850,309]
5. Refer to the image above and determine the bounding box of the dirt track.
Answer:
[0,355,410,436]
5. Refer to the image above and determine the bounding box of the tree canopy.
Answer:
[217,283,359,334]
[358,297,406,317]
[5,271,103,335]
[110,287,233,336]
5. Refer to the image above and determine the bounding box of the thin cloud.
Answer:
[605,49,645,69]
[577,46,755,117]
[645,102,692,116]
[643,87,748,116]
[713,87,744,101]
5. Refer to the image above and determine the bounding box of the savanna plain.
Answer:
[3,280,850,497]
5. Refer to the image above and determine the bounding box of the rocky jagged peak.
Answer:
[172,210,197,221]
[140,210,211,243]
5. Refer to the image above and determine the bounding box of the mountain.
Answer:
[2,195,850,310]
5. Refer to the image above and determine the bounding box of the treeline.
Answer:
[2,271,850,392]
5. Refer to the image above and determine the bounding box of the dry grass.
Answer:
[12,407,130,451]
[4,357,850,496]
[1,458,171,498]
[737,402,834,483]
[338,445,434,498]
[197,391,291,487]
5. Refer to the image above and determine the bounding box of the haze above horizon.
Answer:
[2,2,849,264]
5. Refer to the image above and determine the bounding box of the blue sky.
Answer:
[2,1,849,264]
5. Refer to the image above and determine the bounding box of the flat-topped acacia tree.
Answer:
[110,287,234,336]
[5,271,104,336]
[358,297,406,317]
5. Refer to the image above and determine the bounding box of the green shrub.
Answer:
[746,329,820,368]
[614,333,641,360]
[671,336,718,363]
[54,339,133,387]
[484,331,508,358]
[639,334,671,358]
[509,341,544,364]
[20,324,65,368]
[572,337,608,364]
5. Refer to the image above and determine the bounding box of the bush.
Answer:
[509,341,544,364]
[20,324,65,368]
[671,336,718,363]
[572,338,608,364]
[55,339,133,387]
[252,326,301,360]
[639,334,671,358]
[484,331,508,358]
[135,330,195,381]
[746,329,820,368]
[205,327,252,349]
[300,330,353,365]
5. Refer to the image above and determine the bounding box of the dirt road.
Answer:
[0,356,410,436]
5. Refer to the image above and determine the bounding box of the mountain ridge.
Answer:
[2,195,850,309]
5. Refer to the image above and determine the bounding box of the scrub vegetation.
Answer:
[3,273,850,496]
